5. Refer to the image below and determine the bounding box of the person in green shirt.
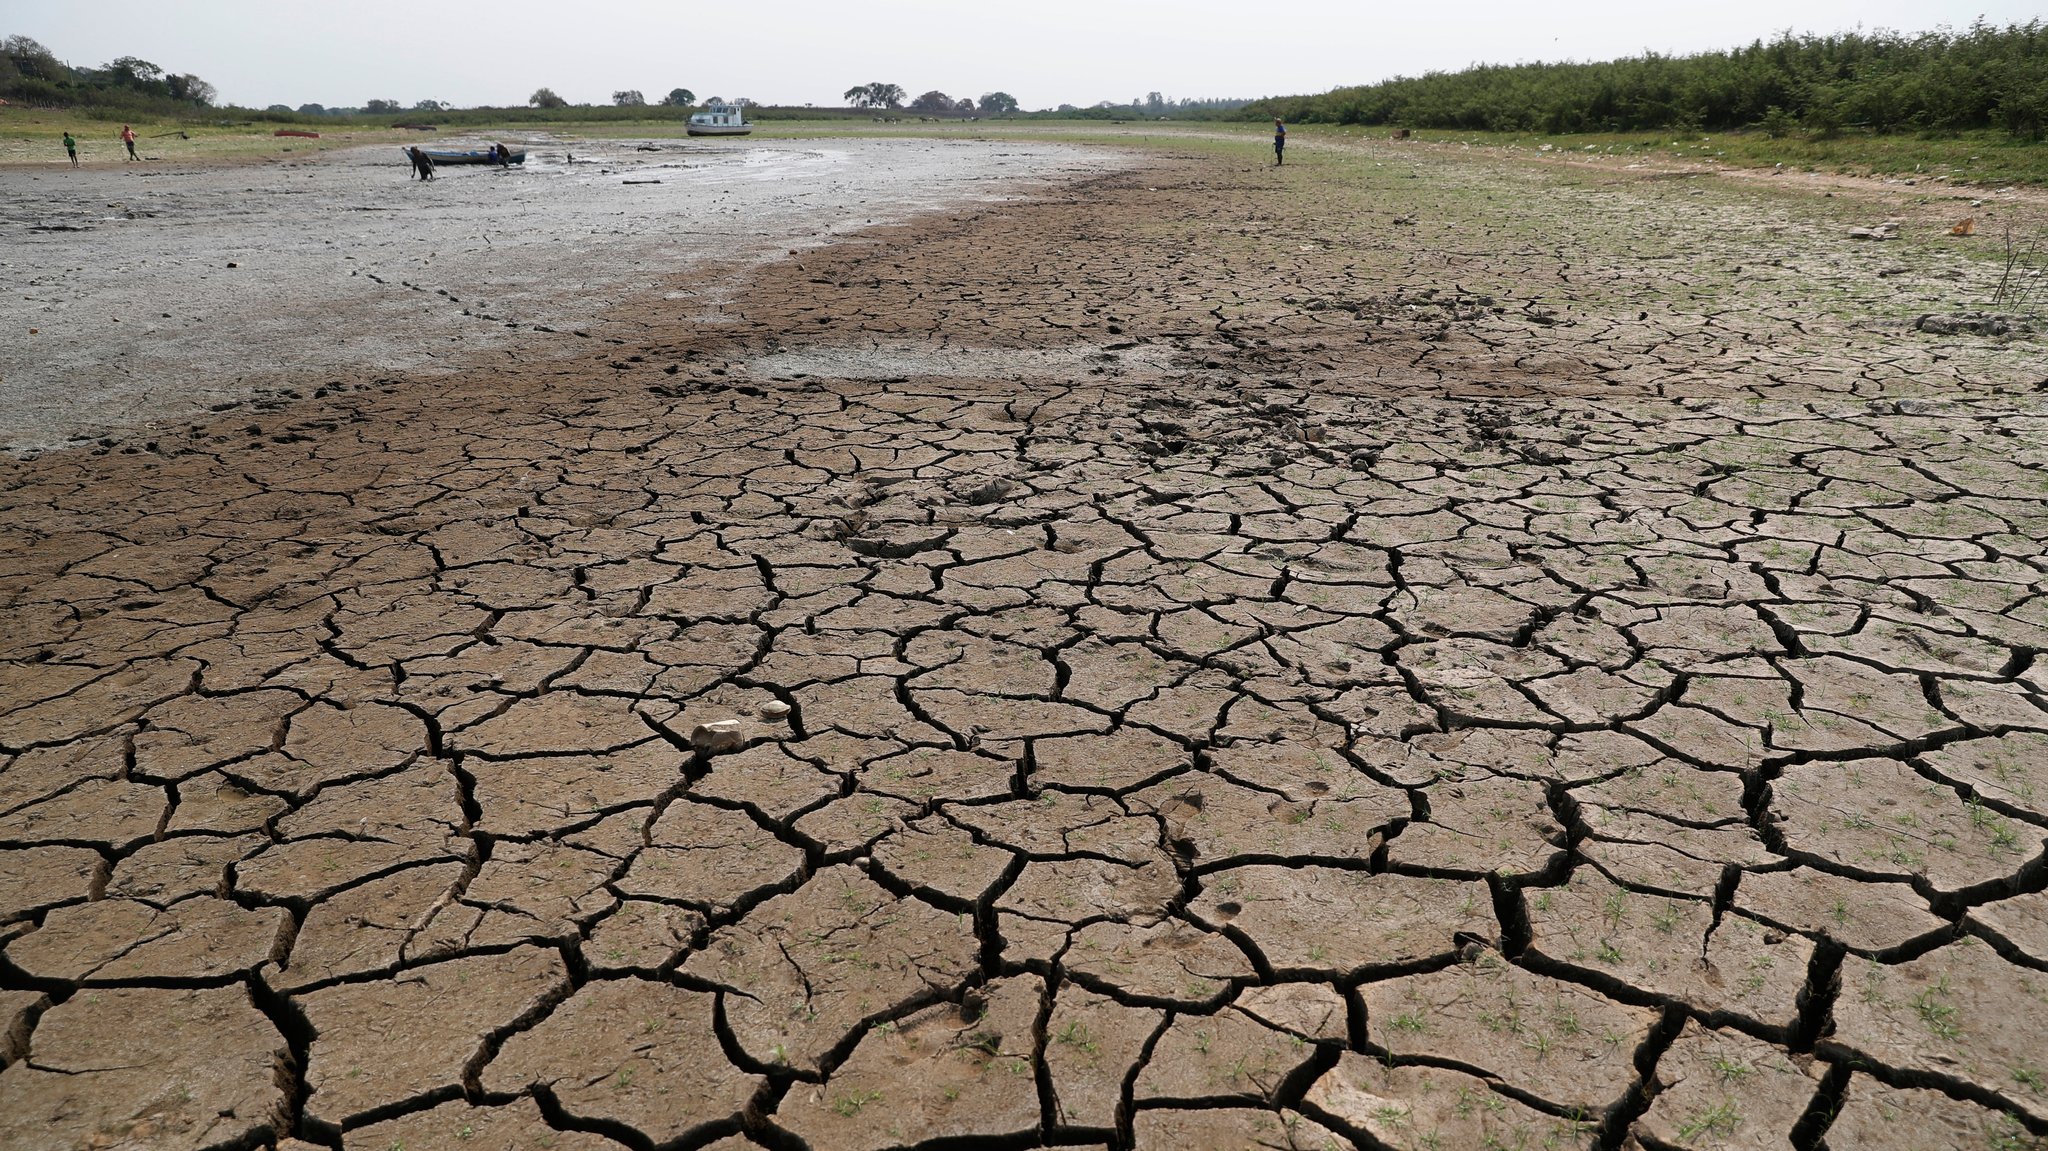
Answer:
[63,131,79,166]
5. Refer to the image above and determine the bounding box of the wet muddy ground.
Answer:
[1,134,2046,1151]
[0,136,1118,454]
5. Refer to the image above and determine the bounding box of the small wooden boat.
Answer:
[274,129,320,138]
[417,146,526,166]
[687,101,752,137]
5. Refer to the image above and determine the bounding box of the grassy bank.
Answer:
[7,105,2043,190]
[0,106,1039,163]
[0,108,1233,163]
[1383,126,2048,188]
[0,107,425,164]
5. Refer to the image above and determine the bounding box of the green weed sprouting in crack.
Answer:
[964,1029,1003,1056]
[1677,1099,1743,1141]
[1651,901,1683,934]
[1602,886,1630,929]
[1912,976,1962,1041]
[1708,1053,1755,1084]
[1988,1112,2038,1151]
[1053,1020,1100,1057]
[832,1088,883,1117]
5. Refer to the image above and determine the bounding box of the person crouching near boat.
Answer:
[408,146,435,181]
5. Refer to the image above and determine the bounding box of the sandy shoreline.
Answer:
[0,135,1123,454]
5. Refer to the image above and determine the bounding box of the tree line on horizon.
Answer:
[2,32,1241,124]
[1244,21,2048,140]
[2,34,215,113]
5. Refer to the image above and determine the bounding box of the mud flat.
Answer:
[1,133,2046,1151]
[0,136,1121,452]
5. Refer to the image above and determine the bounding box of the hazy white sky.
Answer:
[4,0,2038,110]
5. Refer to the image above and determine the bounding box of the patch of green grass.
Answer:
[1988,1112,2037,1151]
[1708,1054,1755,1084]
[1398,125,2048,187]
[0,105,437,164]
[1913,977,1962,1041]
[831,1088,883,1117]
[1053,1020,1100,1056]
[1603,887,1630,929]
[1677,1099,1743,1141]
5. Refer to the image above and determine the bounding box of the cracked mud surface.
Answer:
[3,135,2047,1150]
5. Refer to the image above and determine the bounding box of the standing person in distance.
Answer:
[1273,118,1286,166]
[122,124,139,161]
[63,130,79,166]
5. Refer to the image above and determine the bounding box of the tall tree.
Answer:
[2,35,62,81]
[104,56,164,89]
[844,82,905,109]
[662,88,696,106]
[979,91,1019,114]
[529,87,568,108]
[169,73,215,105]
[612,89,645,106]
[910,90,953,113]
[364,98,400,114]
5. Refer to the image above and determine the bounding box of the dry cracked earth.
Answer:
[3,138,2048,1151]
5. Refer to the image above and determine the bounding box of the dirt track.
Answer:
[2,136,2047,1151]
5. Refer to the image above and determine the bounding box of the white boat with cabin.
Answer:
[687,101,752,137]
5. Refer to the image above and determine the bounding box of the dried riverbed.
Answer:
[2,132,2046,1151]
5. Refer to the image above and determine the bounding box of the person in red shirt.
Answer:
[121,124,138,161]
